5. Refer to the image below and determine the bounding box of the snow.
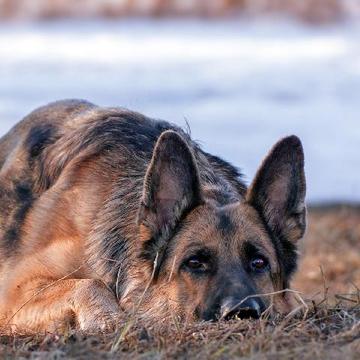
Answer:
[0,18,359,203]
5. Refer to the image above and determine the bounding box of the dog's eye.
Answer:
[185,257,207,272]
[250,256,269,272]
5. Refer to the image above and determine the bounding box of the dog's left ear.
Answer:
[246,136,306,245]
[138,130,202,260]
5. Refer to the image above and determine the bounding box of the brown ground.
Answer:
[0,0,350,23]
[1,206,359,359]
[294,205,360,300]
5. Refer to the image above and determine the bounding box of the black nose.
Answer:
[220,297,262,320]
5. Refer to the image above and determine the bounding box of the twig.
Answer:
[167,256,177,283]
[334,295,358,304]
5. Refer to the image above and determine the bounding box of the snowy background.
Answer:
[0,18,359,203]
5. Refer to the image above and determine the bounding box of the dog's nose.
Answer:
[220,297,262,320]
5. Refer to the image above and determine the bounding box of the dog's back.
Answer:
[0,100,96,265]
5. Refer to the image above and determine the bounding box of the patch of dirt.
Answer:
[294,205,360,300]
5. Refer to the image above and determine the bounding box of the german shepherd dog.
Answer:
[0,100,306,332]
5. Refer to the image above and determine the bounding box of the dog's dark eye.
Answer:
[250,256,269,272]
[185,257,207,272]
[182,249,215,274]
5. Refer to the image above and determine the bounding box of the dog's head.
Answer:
[134,131,306,321]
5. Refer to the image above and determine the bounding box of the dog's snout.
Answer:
[220,297,263,320]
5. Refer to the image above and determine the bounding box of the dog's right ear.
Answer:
[138,130,202,261]
[246,136,306,245]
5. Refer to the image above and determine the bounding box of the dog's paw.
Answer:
[72,279,122,332]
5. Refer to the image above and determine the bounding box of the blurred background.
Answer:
[0,0,360,204]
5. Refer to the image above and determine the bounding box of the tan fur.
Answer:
[0,101,306,332]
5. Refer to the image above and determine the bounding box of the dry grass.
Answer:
[294,205,360,300]
[1,206,360,359]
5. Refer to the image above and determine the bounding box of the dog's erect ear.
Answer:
[138,130,202,259]
[246,136,306,245]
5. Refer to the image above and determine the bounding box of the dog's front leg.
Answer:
[3,278,121,333]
